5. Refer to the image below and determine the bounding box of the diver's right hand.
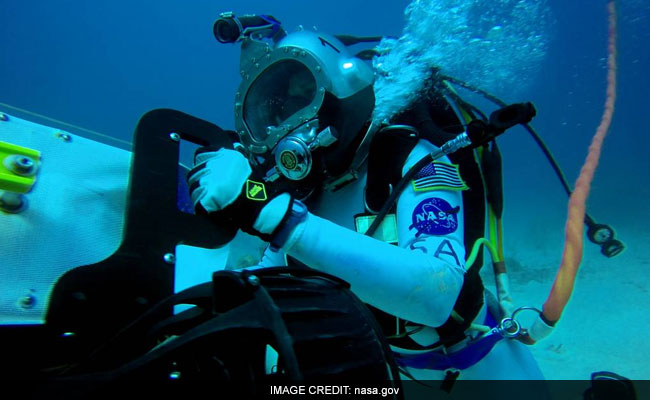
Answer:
[187,147,251,213]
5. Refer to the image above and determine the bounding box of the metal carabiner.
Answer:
[497,317,521,338]
[498,306,543,339]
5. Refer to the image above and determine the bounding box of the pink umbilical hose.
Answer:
[542,1,618,324]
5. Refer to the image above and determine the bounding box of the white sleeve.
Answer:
[284,140,466,328]
[258,246,288,268]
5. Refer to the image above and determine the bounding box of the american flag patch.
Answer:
[412,161,468,192]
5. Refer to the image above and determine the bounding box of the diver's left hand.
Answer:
[187,147,293,241]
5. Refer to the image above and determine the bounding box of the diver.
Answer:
[188,18,545,388]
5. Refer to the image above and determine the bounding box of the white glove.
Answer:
[187,147,292,239]
[188,148,251,213]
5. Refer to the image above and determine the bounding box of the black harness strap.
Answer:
[365,126,420,213]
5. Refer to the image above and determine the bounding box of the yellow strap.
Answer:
[442,80,475,123]
[465,237,499,269]
[497,217,505,262]
[487,206,502,261]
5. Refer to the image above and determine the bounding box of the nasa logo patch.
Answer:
[410,197,460,236]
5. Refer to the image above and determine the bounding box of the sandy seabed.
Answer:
[492,201,649,391]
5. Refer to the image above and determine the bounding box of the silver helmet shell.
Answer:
[234,30,375,156]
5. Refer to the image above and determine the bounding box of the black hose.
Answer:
[334,34,385,46]
[439,74,596,227]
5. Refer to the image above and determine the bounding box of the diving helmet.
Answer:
[233,28,375,184]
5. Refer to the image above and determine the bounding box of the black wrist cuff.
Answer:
[270,199,308,251]
[230,178,292,241]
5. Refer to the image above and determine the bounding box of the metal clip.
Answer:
[498,306,543,339]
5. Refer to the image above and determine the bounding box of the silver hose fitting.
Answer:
[441,133,471,155]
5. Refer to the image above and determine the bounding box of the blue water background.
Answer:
[2,0,648,204]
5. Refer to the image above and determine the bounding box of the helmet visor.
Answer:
[243,60,317,141]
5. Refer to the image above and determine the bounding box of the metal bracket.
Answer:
[0,140,41,193]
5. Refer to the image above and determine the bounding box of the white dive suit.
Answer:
[258,139,545,383]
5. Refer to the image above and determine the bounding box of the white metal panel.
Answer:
[0,112,130,324]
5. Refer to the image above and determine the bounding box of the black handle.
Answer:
[467,102,537,148]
